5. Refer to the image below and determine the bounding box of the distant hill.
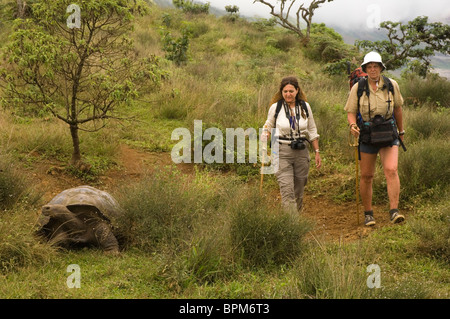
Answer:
[151,0,449,79]
[151,0,173,8]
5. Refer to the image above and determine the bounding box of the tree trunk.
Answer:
[69,124,82,165]
[16,0,27,18]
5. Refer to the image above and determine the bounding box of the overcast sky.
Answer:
[202,0,450,29]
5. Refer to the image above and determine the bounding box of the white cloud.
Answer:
[204,0,450,28]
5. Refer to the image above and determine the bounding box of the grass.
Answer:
[0,3,449,300]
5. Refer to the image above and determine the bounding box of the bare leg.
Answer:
[379,145,400,210]
[359,152,377,212]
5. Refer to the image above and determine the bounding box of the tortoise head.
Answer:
[42,204,73,219]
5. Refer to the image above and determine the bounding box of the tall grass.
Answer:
[287,243,373,299]
[0,154,41,210]
[0,207,55,274]
[401,73,450,108]
[403,106,450,142]
[409,201,450,262]
[229,189,313,268]
[398,137,450,201]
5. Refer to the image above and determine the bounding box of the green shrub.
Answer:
[304,23,352,63]
[401,73,450,108]
[288,244,373,299]
[404,107,450,142]
[0,208,54,273]
[115,167,221,252]
[0,154,41,210]
[398,138,450,201]
[173,0,209,14]
[161,27,191,66]
[229,189,313,268]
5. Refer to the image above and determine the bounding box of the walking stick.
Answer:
[260,152,265,193]
[349,130,360,226]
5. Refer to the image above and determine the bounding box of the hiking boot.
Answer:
[389,209,405,224]
[364,211,376,226]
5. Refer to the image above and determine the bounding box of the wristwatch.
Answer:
[398,130,405,136]
[314,149,320,153]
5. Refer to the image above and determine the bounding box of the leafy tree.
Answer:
[225,5,239,15]
[253,0,334,43]
[304,23,355,63]
[0,0,166,165]
[172,0,209,14]
[161,27,191,66]
[356,16,450,77]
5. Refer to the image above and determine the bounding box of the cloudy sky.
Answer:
[203,0,450,29]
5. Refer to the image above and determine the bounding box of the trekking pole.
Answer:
[348,130,360,226]
[260,152,264,193]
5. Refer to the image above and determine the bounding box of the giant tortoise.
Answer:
[37,185,122,253]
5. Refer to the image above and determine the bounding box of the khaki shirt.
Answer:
[344,76,403,122]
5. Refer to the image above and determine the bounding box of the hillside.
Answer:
[0,1,449,301]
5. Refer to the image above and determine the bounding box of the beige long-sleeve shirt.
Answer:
[263,101,320,144]
[344,76,403,122]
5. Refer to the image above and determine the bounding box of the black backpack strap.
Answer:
[275,99,309,120]
[356,77,368,161]
[300,100,309,118]
[382,76,394,96]
[274,99,283,122]
[356,77,368,112]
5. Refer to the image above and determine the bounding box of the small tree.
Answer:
[0,0,166,165]
[161,27,191,66]
[225,5,239,22]
[356,16,450,77]
[172,0,210,14]
[254,0,334,43]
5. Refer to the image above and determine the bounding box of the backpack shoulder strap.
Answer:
[382,75,394,95]
[356,77,368,111]
[274,100,283,121]
[300,100,309,118]
[275,99,309,122]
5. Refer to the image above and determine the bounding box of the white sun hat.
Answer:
[361,51,386,72]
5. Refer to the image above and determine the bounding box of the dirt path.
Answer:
[28,144,396,243]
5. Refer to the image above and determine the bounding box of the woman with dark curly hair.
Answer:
[262,76,321,214]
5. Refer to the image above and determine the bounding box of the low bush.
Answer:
[0,207,54,273]
[0,154,41,210]
[398,137,450,201]
[229,189,313,268]
[287,244,373,299]
[401,73,450,108]
[404,106,450,142]
[115,167,221,252]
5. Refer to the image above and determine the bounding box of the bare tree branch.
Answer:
[254,0,334,42]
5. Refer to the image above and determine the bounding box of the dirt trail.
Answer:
[29,144,394,243]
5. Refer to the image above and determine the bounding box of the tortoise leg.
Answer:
[93,222,119,254]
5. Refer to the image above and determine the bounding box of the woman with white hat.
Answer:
[344,52,405,226]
